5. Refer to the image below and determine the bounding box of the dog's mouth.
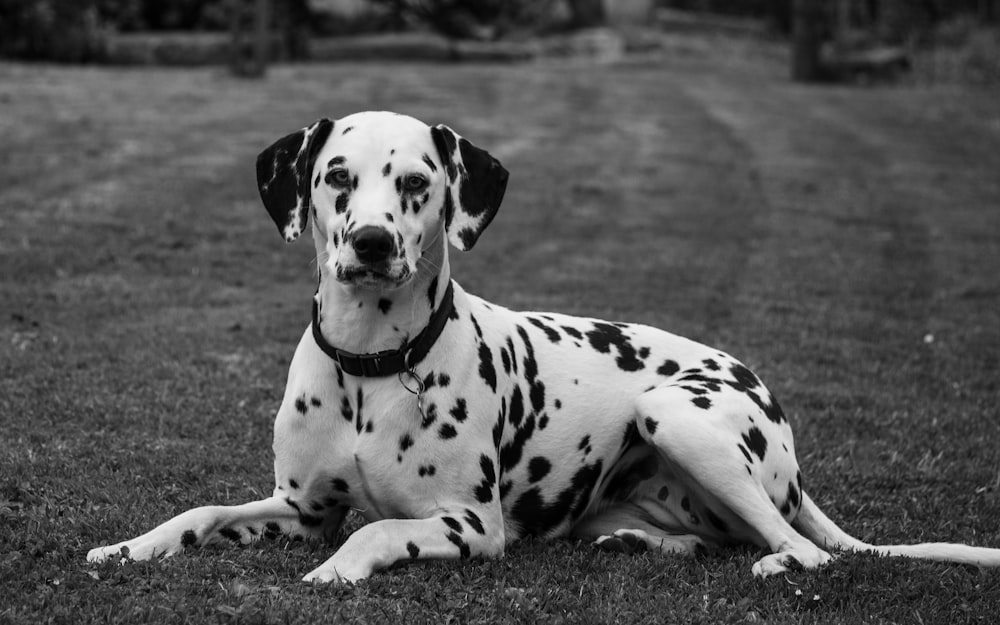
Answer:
[335,264,412,290]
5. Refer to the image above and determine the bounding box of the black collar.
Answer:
[311,281,454,377]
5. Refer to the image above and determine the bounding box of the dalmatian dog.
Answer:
[88,111,1000,583]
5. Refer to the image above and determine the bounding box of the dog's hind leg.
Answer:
[87,496,346,563]
[633,385,832,577]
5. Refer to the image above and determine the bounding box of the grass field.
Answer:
[2,47,1000,624]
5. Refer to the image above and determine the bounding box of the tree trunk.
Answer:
[230,0,268,78]
[567,0,606,28]
[791,0,824,82]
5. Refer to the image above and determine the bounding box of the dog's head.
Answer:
[256,111,508,290]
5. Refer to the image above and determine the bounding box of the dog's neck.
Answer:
[313,233,451,357]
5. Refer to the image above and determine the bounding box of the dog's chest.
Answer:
[271,339,493,522]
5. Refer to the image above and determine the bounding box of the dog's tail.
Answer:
[794,491,1000,567]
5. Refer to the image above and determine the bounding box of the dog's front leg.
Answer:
[87,496,345,563]
[303,510,504,583]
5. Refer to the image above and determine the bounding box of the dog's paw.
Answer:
[752,548,832,577]
[595,530,649,554]
[302,563,365,585]
[87,544,130,563]
[595,529,706,556]
[87,535,181,564]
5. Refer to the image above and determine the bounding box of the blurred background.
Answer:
[1,0,998,84]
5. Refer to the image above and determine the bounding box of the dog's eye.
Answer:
[403,174,428,193]
[326,168,351,188]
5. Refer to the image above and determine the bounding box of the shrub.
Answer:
[0,0,113,62]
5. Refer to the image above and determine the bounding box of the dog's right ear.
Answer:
[256,118,334,242]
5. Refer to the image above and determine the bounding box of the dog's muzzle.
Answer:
[351,226,395,265]
[336,225,409,288]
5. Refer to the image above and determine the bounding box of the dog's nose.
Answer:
[351,226,396,264]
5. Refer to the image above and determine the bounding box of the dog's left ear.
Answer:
[431,124,509,251]
[256,118,334,242]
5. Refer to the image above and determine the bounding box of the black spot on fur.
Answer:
[787,479,801,509]
[422,371,437,391]
[289,479,299,489]
[378,298,392,314]
[500,414,536,473]
[527,317,561,343]
[741,426,768,461]
[528,456,551,483]
[442,516,462,533]
[658,486,669,500]
[474,454,496,503]
[578,435,591,451]
[382,162,392,176]
[340,397,353,422]
[181,530,197,547]
[407,541,420,558]
[399,434,414,453]
[440,423,457,439]
[478,342,497,392]
[562,326,583,340]
[332,478,350,493]
[450,398,468,422]
[730,363,760,390]
[310,397,322,408]
[219,527,241,542]
[446,531,471,559]
[263,522,281,540]
[421,402,438,429]
[508,386,524,428]
[464,509,485,534]
[644,417,658,434]
[335,192,349,214]
[681,496,691,511]
[355,388,364,434]
[703,358,721,371]
[493,404,507,452]
[426,276,439,310]
[500,347,511,374]
[457,228,476,250]
[586,323,645,372]
[438,373,451,387]
[511,460,603,537]
[504,336,517,372]
[295,397,308,414]
[422,153,437,172]
[692,396,712,410]
[657,359,680,376]
[738,444,753,463]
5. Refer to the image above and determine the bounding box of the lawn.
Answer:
[2,46,1000,624]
